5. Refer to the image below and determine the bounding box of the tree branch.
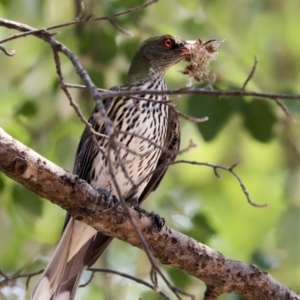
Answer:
[0,128,298,300]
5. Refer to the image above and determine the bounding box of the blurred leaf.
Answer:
[78,27,117,63]
[96,31,118,63]
[14,100,38,117]
[167,267,191,289]
[140,290,165,300]
[12,184,43,223]
[121,38,140,62]
[241,99,276,142]
[276,207,300,264]
[186,92,243,141]
[89,68,105,90]
[104,0,147,20]
[282,98,300,114]
[251,250,276,270]
[183,212,216,243]
[0,0,10,8]
[219,294,245,300]
[0,173,5,192]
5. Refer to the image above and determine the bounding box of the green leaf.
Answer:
[78,27,117,63]
[0,173,5,192]
[276,207,300,264]
[140,290,165,300]
[186,93,242,141]
[167,267,192,289]
[12,184,43,223]
[251,250,275,270]
[14,100,38,117]
[241,99,277,142]
[183,212,216,243]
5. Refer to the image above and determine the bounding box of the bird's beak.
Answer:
[180,40,197,56]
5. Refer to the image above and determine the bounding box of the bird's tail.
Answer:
[32,218,112,300]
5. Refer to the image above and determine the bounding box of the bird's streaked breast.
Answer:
[90,75,168,200]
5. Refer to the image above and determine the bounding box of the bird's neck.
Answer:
[125,53,166,87]
[125,71,166,92]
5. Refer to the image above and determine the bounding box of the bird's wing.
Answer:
[73,87,119,181]
[138,105,180,204]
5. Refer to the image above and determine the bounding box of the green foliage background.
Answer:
[1,0,300,299]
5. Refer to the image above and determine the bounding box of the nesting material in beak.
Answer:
[180,40,197,55]
[181,38,224,82]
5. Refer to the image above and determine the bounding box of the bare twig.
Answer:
[0,0,157,45]
[175,109,209,123]
[78,271,94,288]
[65,83,177,105]
[65,82,108,92]
[51,47,109,146]
[172,160,268,208]
[91,0,158,20]
[64,82,300,123]
[0,269,9,279]
[94,87,300,101]
[0,269,43,290]
[272,97,296,122]
[88,267,180,300]
[0,45,15,56]
[242,55,258,90]
[74,2,85,21]
[108,17,133,36]
[0,18,115,142]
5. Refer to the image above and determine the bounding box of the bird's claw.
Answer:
[133,206,165,230]
[86,188,118,217]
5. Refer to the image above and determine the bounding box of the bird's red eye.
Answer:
[163,38,174,49]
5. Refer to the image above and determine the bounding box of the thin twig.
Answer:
[73,81,300,107]
[0,45,15,56]
[92,267,184,300]
[175,109,208,123]
[51,47,109,145]
[78,270,95,288]
[0,0,157,45]
[0,269,44,290]
[65,83,176,105]
[74,2,85,21]
[0,18,115,142]
[108,17,133,36]
[0,269,8,279]
[94,87,300,101]
[172,160,268,208]
[242,55,258,90]
[272,97,296,122]
[91,0,158,20]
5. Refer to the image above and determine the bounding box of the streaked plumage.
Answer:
[32,34,195,300]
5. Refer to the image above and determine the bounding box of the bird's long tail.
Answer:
[32,218,112,300]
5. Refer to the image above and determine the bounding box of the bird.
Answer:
[32,34,195,300]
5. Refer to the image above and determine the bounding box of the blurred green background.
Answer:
[0,0,300,299]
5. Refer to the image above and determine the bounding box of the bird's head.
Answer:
[126,34,196,84]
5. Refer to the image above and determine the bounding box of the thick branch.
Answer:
[0,128,298,300]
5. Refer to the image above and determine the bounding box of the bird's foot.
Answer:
[133,206,165,230]
[86,188,118,217]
